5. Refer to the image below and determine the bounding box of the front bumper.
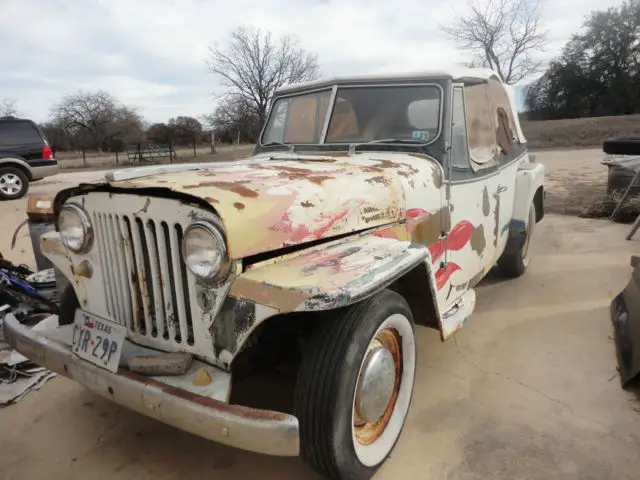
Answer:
[3,314,300,456]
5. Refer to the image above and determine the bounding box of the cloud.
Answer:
[0,0,629,123]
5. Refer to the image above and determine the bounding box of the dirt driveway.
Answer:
[2,150,640,480]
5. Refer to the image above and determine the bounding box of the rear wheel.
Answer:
[498,201,537,278]
[0,166,29,200]
[295,289,416,480]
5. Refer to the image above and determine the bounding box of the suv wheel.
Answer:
[0,167,29,200]
[295,289,416,480]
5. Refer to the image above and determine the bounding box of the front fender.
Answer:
[229,235,431,313]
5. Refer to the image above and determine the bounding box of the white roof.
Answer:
[275,67,503,94]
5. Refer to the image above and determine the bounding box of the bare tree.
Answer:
[1,99,20,117]
[208,27,320,125]
[50,90,143,150]
[441,0,549,84]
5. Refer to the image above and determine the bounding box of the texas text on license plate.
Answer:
[72,310,127,373]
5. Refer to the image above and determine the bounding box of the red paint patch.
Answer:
[448,221,475,250]
[428,239,446,263]
[436,263,461,290]
[87,322,94,328]
[373,229,399,239]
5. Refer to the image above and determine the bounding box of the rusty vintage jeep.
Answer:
[4,68,544,480]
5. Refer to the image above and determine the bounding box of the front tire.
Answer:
[0,166,29,200]
[498,201,537,278]
[294,289,416,480]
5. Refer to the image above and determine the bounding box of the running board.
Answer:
[440,289,477,340]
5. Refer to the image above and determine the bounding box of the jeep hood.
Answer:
[98,154,433,259]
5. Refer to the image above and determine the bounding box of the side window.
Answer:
[487,77,518,153]
[0,121,43,147]
[464,83,498,167]
[450,87,470,169]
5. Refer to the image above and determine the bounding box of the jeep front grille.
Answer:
[92,212,195,346]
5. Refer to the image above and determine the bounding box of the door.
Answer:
[437,82,516,310]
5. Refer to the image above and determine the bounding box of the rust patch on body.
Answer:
[229,276,309,313]
[431,168,442,188]
[185,181,259,198]
[204,197,219,204]
[470,225,486,255]
[482,187,490,216]
[366,175,390,186]
[40,236,65,255]
[373,159,399,169]
[413,207,450,246]
[71,260,93,278]
[233,202,245,210]
[308,175,333,185]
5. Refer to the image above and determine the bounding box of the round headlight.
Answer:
[182,221,228,281]
[58,204,92,253]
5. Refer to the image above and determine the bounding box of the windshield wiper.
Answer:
[361,138,425,144]
[262,141,295,151]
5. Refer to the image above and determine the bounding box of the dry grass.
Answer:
[521,114,640,150]
[545,170,640,222]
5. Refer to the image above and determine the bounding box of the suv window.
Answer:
[0,121,44,147]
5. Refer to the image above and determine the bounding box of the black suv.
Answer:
[0,116,58,200]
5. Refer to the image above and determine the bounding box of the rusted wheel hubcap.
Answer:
[353,328,401,445]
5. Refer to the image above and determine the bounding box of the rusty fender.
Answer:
[219,234,437,359]
[2,313,300,456]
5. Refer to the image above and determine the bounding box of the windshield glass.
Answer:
[261,84,442,146]
[262,89,332,145]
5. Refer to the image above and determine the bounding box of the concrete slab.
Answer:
[1,151,639,479]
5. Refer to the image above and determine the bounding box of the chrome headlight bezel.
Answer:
[58,203,93,253]
[181,219,230,283]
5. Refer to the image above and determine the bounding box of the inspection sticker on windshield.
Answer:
[72,309,126,373]
[412,130,427,141]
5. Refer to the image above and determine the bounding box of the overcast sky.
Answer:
[0,0,629,124]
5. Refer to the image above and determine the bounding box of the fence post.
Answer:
[137,143,142,165]
[82,148,86,166]
[169,141,173,163]
[115,150,119,165]
[193,138,197,158]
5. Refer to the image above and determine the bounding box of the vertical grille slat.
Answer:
[121,217,141,333]
[130,217,153,336]
[144,219,166,339]
[109,215,132,327]
[95,213,117,319]
[104,214,126,325]
[156,222,177,341]
[170,225,188,343]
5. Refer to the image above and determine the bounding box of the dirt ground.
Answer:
[2,149,640,480]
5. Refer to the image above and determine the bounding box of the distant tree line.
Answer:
[525,0,640,120]
[36,90,209,152]
[5,26,321,148]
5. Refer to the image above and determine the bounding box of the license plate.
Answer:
[72,310,127,373]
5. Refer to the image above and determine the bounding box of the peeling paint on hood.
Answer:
[101,152,442,259]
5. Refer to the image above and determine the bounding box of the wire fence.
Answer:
[52,140,249,170]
